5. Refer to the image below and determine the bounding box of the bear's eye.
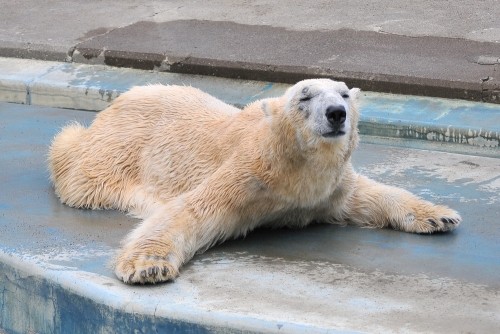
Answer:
[300,95,313,102]
[342,93,349,99]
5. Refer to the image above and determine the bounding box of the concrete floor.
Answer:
[1,0,498,51]
[1,102,499,333]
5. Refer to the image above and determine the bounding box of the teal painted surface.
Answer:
[1,57,499,152]
[361,93,500,130]
[359,93,500,149]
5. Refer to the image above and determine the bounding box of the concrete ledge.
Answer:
[0,57,498,157]
[0,254,306,334]
[359,93,500,155]
[0,57,288,111]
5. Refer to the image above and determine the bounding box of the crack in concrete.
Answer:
[480,63,499,103]
[25,85,31,105]
[0,284,6,329]
[67,22,137,63]
[48,285,57,334]
[147,4,182,20]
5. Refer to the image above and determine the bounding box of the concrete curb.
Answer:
[0,57,499,156]
[1,252,325,334]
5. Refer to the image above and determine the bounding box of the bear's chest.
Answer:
[271,159,344,208]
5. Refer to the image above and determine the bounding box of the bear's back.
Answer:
[108,84,240,123]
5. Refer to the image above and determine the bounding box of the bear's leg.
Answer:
[114,201,197,284]
[114,200,243,284]
[344,174,461,233]
[114,168,251,284]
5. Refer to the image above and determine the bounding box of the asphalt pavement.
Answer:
[0,0,499,102]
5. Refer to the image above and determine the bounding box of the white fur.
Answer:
[48,79,461,284]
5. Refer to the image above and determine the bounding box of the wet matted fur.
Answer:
[49,79,461,284]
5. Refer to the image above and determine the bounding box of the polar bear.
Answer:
[49,79,461,284]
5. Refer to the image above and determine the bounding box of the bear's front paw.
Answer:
[424,215,461,233]
[399,204,461,234]
[114,251,179,284]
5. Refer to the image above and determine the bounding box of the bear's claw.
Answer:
[115,254,178,284]
[441,217,458,225]
[420,213,461,233]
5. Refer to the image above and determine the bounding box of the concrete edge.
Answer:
[359,121,499,150]
[0,251,353,334]
[0,57,498,156]
[120,56,497,103]
[0,41,69,63]
[72,49,486,101]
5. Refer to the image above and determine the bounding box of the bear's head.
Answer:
[283,79,360,145]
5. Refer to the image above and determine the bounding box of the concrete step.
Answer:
[0,57,499,157]
[1,102,499,334]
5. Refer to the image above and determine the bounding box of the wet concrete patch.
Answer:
[73,20,500,102]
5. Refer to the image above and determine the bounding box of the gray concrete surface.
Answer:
[0,1,499,102]
[1,57,499,158]
[1,102,499,333]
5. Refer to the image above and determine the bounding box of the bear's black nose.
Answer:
[325,106,346,126]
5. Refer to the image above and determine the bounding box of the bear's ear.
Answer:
[349,87,361,99]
